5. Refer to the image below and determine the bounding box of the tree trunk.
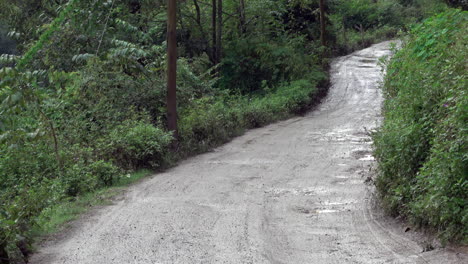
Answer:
[193,0,202,26]
[216,0,223,62]
[319,0,326,47]
[238,0,246,34]
[0,241,9,264]
[37,104,63,175]
[212,0,217,64]
[192,0,208,52]
[342,16,347,47]
[177,3,184,31]
[167,0,178,138]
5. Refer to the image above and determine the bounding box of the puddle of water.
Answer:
[335,175,349,179]
[323,199,358,206]
[306,129,371,144]
[337,180,362,185]
[359,59,376,63]
[324,202,346,206]
[265,188,297,196]
[317,209,339,214]
[359,155,375,161]
[295,206,313,214]
[303,187,330,195]
[206,159,275,165]
[265,186,331,196]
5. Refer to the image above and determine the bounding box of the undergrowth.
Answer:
[373,9,467,243]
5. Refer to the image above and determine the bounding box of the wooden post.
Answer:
[167,0,178,138]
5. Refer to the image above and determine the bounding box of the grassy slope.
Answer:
[373,9,467,243]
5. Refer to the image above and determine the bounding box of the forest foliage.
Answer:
[0,0,455,262]
[374,9,467,243]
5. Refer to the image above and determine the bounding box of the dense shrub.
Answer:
[63,160,121,196]
[0,25,15,55]
[179,97,244,152]
[220,36,322,94]
[444,0,468,10]
[180,72,326,153]
[99,121,173,169]
[373,9,467,242]
[329,0,447,54]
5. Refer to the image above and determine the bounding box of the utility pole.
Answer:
[167,0,178,138]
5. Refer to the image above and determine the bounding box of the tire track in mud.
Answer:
[31,41,467,264]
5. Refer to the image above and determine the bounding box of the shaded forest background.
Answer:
[0,0,464,263]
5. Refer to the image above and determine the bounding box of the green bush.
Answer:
[63,160,120,196]
[63,163,100,197]
[99,120,173,169]
[179,72,326,154]
[219,36,321,94]
[329,0,447,54]
[179,97,245,152]
[89,160,120,187]
[373,9,467,242]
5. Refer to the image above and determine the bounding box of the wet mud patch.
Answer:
[344,165,368,178]
[316,209,340,214]
[351,149,372,160]
[351,149,375,161]
[264,186,331,198]
[353,55,377,62]
[359,155,375,161]
[335,175,349,179]
[294,206,315,215]
[291,198,360,216]
[322,199,358,206]
[359,59,377,64]
[293,206,342,215]
[337,179,363,185]
[205,159,275,166]
[306,129,373,145]
[247,176,261,181]
[353,130,371,137]
[243,138,256,145]
[332,175,350,184]
[293,163,309,170]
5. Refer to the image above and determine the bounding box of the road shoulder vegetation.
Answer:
[373,9,467,243]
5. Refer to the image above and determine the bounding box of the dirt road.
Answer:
[32,41,467,264]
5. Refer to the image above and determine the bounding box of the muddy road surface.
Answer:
[32,41,467,264]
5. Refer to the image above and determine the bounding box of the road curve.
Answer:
[32,41,467,264]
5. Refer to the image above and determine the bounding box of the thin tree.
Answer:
[216,0,223,62]
[167,0,178,138]
[238,0,246,34]
[212,0,217,63]
[319,0,326,47]
[0,240,8,264]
